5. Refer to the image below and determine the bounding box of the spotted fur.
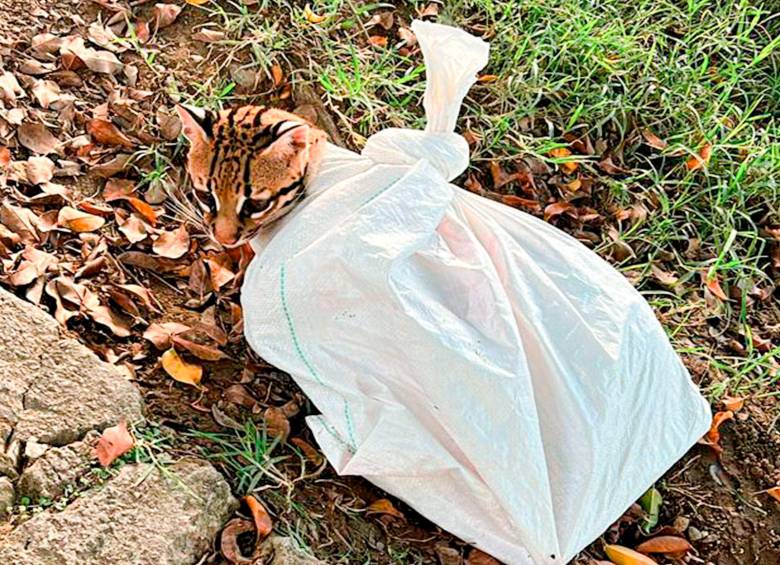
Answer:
[176,104,327,246]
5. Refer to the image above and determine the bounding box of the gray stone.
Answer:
[17,432,98,500]
[23,437,50,461]
[0,288,144,446]
[259,536,324,565]
[0,459,237,565]
[0,476,13,516]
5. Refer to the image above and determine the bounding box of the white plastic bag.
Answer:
[243,21,711,564]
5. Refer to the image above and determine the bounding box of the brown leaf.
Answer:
[244,495,273,541]
[220,518,254,564]
[192,29,226,42]
[87,118,136,149]
[635,536,692,555]
[17,123,59,154]
[61,37,123,75]
[366,498,404,520]
[94,420,134,467]
[641,129,667,150]
[544,201,575,221]
[686,143,712,170]
[117,213,149,243]
[767,486,780,503]
[57,206,105,232]
[0,201,39,244]
[104,178,136,201]
[25,156,55,184]
[465,548,501,565]
[143,321,191,349]
[598,154,630,175]
[290,437,323,465]
[722,396,744,412]
[419,2,439,17]
[161,347,203,387]
[205,257,235,290]
[488,161,517,188]
[91,154,131,177]
[153,224,189,259]
[477,74,498,83]
[271,64,283,87]
[152,3,182,28]
[501,195,541,212]
[398,27,417,46]
[172,335,225,361]
[0,147,10,169]
[118,251,190,276]
[0,71,25,103]
[224,384,258,409]
[89,304,132,337]
[263,406,290,442]
[31,79,60,109]
[368,11,394,30]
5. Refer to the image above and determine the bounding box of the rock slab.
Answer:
[0,287,144,448]
[0,459,237,565]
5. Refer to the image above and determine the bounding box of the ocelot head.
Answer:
[176,104,327,247]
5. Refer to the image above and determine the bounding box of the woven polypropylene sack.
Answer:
[243,21,711,564]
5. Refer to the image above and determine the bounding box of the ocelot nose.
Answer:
[213,216,239,246]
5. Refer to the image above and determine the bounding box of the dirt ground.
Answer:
[0,0,779,564]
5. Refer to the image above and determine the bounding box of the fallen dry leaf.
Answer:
[224,384,258,409]
[205,257,235,290]
[17,123,59,154]
[686,143,712,171]
[465,548,501,565]
[722,396,744,412]
[124,197,157,225]
[143,321,191,349]
[502,195,541,212]
[704,273,728,301]
[104,178,136,201]
[220,518,254,563]
[271,64,283,87]
[369,11,394,30]
[244,495,273,541]
[767,486,780,503]
[635,536,692,556]
[303,3,326,23]
[549,147,578,174]
[366,498,404,519]
[161,347,202,387]
[172,335,225,361]
[544,201,575,221]
[368,35,388,48]
[119,251,190,276]
[152,3,182,29]
[153,224,189,259]
[192,29,226,42]
[25,156,55,184]
[290,437,323,465]
[61,36,123,75]
[94,420,134,467]
[0,147,10,169]
[641,129,668,150]
[604,544,658,565]
[57,206,106,232]
[31,79,60,109]
[0,71,25,103]
[87,118,135,149]
[705,410,734,445]
[117,213,148,243]
[398,27,417,46]
[477,74,498,83]
[263,406,290,442]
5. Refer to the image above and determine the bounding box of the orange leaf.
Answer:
[705,410,733,444]
[94,420,134,467]
[767,486,780,503]
[123,197,158,226]
[244,495,273,541]
[291,437,324,465]
[477,74,498,83]
[161,347,202,387]
[366,498,404,519]
[604,544,658,565]
[185,0,209,4]
[722,395,744,412]
[635,536,692,555]
[0,147,11,169]
[57,206,105,232]
[686,143,712,170]
[704,273,728,301]
[271,64,283,87]
[87,118,135,149]
[368,35,388,47]
[549,147,578,174]
[465,548,501,565]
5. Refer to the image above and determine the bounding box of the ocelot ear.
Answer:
[176,105,215,190]
[263,122,310,161]
[176,104,215,144]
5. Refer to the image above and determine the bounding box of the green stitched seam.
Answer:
[280,262,357,453]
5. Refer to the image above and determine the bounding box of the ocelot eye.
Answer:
[243,198,273,219]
